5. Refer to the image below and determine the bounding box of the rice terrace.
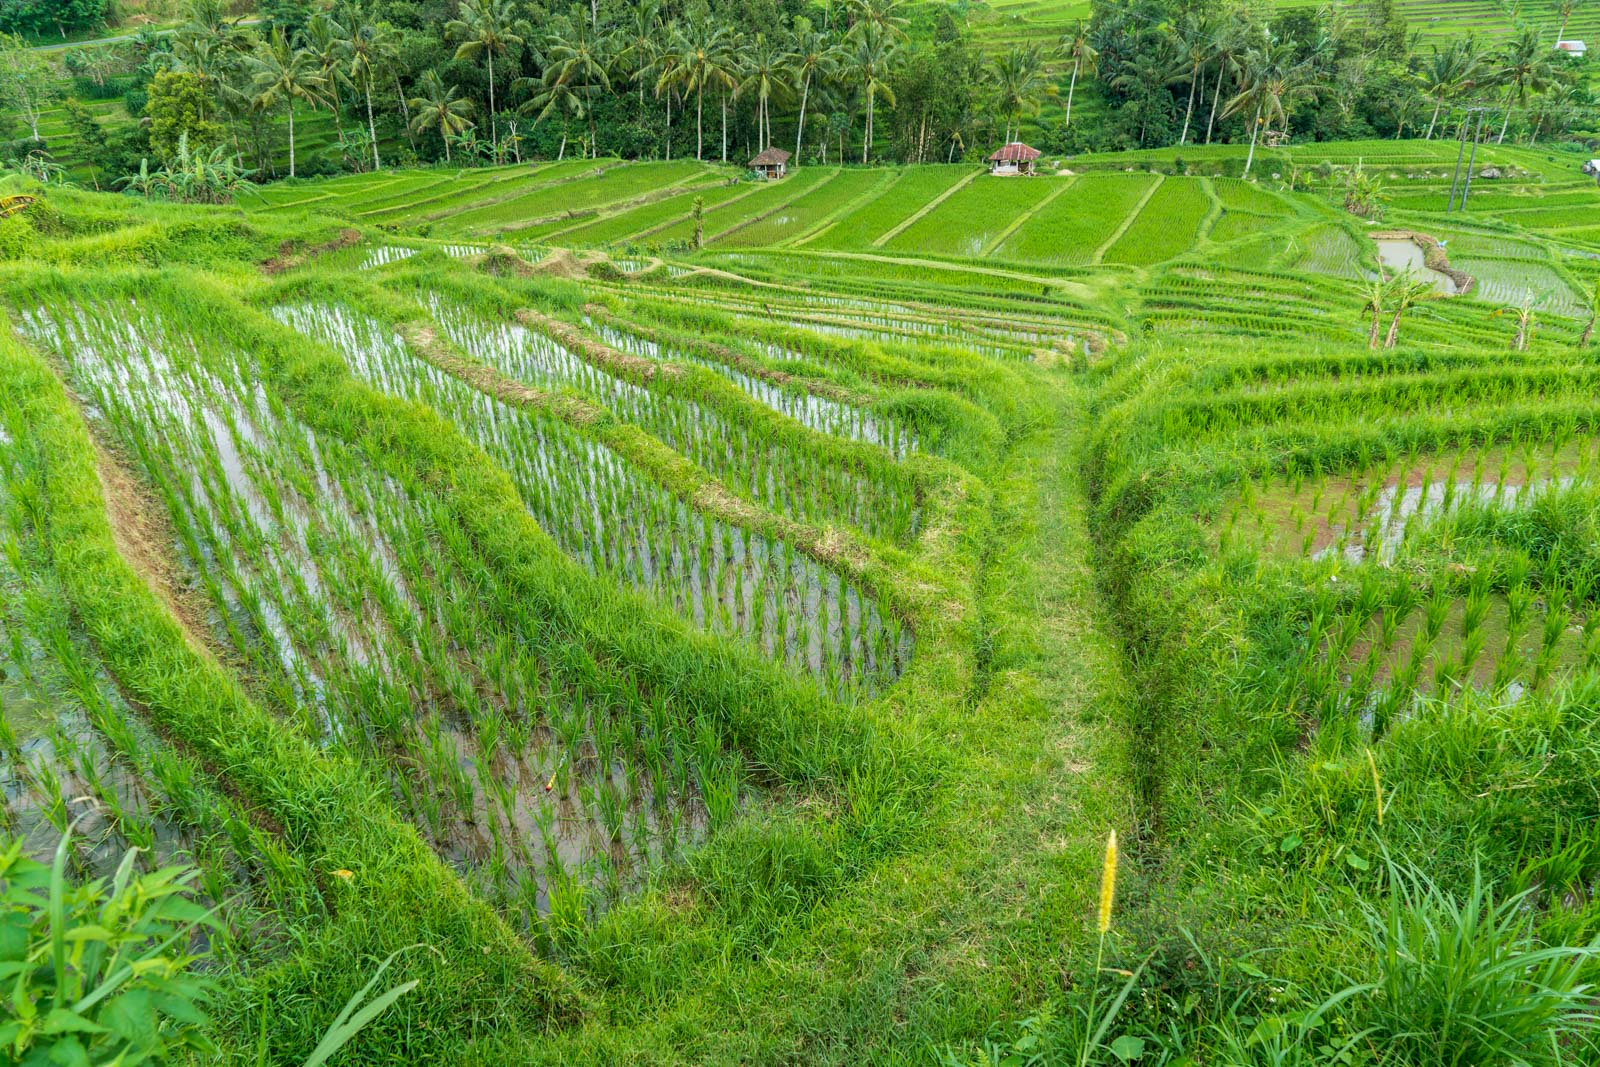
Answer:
[9,0,1600,1060]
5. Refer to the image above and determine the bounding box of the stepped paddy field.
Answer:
[6,140,1600,1064]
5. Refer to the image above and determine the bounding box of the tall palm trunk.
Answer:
[666,92,673,159]
[796,70,811,157]
[863,88,873,163]
[1425,95,1443,139]
[365,78,381,169]
[1065,56,1079,127]
[696,84,704,160]
[1499,82,1515,143]
[721,91,727,161]
[288,102,296,177]
[1241,99,1261,176]
[487,51,498,148]
[1179,67,1197,145]
[394,72,415,150]
[1205,61,1224,144]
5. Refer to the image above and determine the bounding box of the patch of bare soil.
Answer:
[91,437,225,667]
[261,227,363,275]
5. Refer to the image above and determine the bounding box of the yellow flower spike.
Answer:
[1366,748,1384,829]
[1097,829,1118,935]
[332,869,355,881]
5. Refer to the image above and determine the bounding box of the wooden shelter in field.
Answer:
[988,142,1041,176]
[749,147,791,179]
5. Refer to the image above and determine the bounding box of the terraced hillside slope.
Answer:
[5,140,1600,1063]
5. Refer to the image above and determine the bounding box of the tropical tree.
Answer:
[846,0,909,44]
[247,27,325,178]
[1360,275,1387,350]
[539,11,613,157]
[656,15,737,161]
[1223,41,1315,177]
[1058,19,1098,130]
[0,34,62,141]
[1494,295,1538,350]
[1493,28,1557,143]
[303,12,351,147]
[445,0,526,152]
[1384,271,1438,348]
[1418,37,1482,139]
[1170,14,1213,146]
[737,33,795,153]
[790,21,841,158]
[347,16,399,171]
[852,23,897,163]
[408,69,475,161]
[1203,23,1247,145]
[992,45,1052,144]
[1557,0,1586,42]
[1580,279,1598,347]
[617,0,661,108]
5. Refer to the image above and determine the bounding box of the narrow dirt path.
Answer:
[872,168,982,247]
[1093,173,1164,264]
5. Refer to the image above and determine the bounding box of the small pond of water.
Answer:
[1373,238,1458,295]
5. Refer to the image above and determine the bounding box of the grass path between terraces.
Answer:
[489,373,1137,1063]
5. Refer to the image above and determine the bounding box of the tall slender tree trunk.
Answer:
[1242,100,1261,176]
[1499,83,1515,143]
[1180,67,1197,145]
[1367,310,1382,349]
[1384,308,1404,348]
[1065,57,1079,127]
[1425,95,1443,139]
[365,79,381,170]
[863,89,873,163]
[666,92,673,159]
[394,72,415,150]
[696,85,703,160]
[487,51,498,149]
[721,91,727,161]
[1205,62,1224,144]
[288,102,296,177]
[796,71,811,157]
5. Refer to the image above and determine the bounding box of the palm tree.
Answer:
[1494,295,1538,350]
[539,11,613,157]
[992,45,1052,144]
[1223,42,1314,178]
[852,24,897,163]
[1384,271,1437,349]
[1058,19,1098,130]
[1171,14,1213,146]
[1360,275,1387,350]
[790,22,841,159]
[348,17,399,171]
[1494,28,1557,143]
[617,0,661,108]
[737,33,795,153]
[1557,0,1586,42]
[1418,38,1482,139]
[303,13,351,147]
[846,0,909,44]
[1110,42,1181,147]
[445,0,525,152]
[655,15,737,161]
[408,69,475,162]
[1203,24,1246,146]
[248,28,325,179]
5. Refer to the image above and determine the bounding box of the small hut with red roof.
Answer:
[988,142,1041,176]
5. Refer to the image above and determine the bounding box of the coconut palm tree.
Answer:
[1203,24,1247,146]
[1171,14,1214,146]
[1418,37,1483,139]
[539,11,613,157]
[1057,19,1098,130]
[852,23,897,163]
[655,15,738,161]
[1223,41,1314,178]
[1494,295,1538,350]
[617,0,661,108]
[408,69,475,162]
[1360,275,1387,350]
[992,45,1052,144]
[247,28,325,178]
[303,13,351,147]
[445,0,526,152]
[846,0,909,44]
[741,34,797,154]
[1494,28,1557,143]
[347,17,399,171]
[1557,0,1586,42]
[1384,270,1438,349]
[790,21,841,158]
